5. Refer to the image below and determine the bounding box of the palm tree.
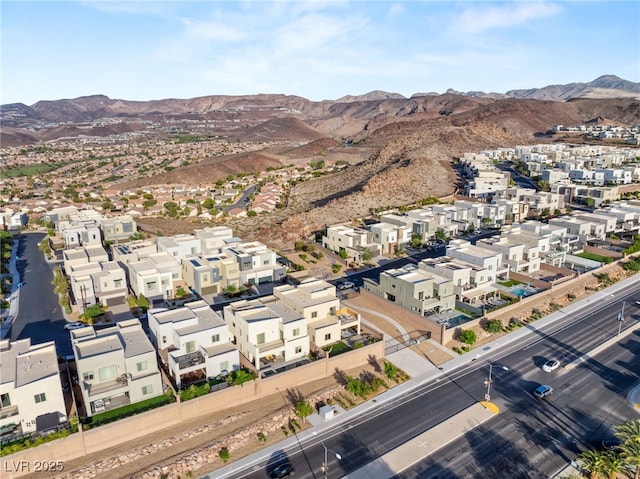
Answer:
[578,449,607,479]
[602,451,625,479]
[616,419,640,444]
[620,440,640,479]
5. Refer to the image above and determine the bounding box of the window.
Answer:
[219,361,229,372]
[146,281,157,291]
[136,361,148,372]
[324,333,331,341]
[256,333,265,345]
[311,311,318,319]
[211,334,220,343]
[292,328,300,337]
[418,292,424,300]
[98,365,117,381]
[161,335,167,345]
[34,393,46,403]
[185,341,196,353]
[142,385,153,396]
[114,279,122,288]
[0,393,10,408]
[295,346,302,354]
[83,371,95,381]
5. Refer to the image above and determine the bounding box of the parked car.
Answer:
[533,384,553,399]
[64,322,87,331]
[542,359,560,372]
[269,462,295,478]
[601,439,622,450]
[338,281,355,290]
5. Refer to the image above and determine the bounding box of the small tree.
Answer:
[136,294,150,311]
[384,361,398,381]
[484,319,503,334]
[81,303,104,322]
[175,286,188,298]
[295,399,314,423]
[459,329,477,346]
[361,249,373,262]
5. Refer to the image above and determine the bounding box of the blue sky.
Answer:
[2,1,639,105]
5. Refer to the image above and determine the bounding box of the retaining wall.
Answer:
[2,341,383,479]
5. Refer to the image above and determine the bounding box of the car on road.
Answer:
[338,281,355,290]
[533,384,553,399]
[64,321,87,331]
[268,462,295,478]
[542,359,560,372]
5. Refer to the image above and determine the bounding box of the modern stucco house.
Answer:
[0,338,67,438]
[71,319,163,417]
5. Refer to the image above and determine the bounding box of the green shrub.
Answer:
[484,319,503,334]
[219,447,230,463]
[458,329,477,345]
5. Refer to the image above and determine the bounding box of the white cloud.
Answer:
[180,18,246,42]
[273,13,369,53]
[388,3,406,16]
[451,2,562,35]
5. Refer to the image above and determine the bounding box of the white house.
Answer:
[273,277,360,348]
[147,300,239,388]
[71,319,164,417]
[0,339,67,438]
[223,297,309,370]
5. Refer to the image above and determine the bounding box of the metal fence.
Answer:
[384,332,431,355]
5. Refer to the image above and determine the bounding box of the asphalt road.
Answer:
[224,283,640,479]
[496,162,539,190]
[340,230,500,291]
[10,232,73,357]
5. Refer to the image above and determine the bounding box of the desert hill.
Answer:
[134,94,640,248]
[237,117,326,143]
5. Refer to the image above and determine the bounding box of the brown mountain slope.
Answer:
[119,150,285,190]
[277,137,340,159]
[236,117,326,142]
[133,96,640,248]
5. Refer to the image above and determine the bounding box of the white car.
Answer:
[542,359,560,372]
[64,322,87,331]
[338,281,355,290]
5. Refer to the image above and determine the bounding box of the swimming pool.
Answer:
[510,286,538,297]
[445,314,474,329]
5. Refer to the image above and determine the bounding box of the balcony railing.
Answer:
[176,351,206,370]
[0,405,19,420]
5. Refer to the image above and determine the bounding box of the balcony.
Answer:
[87,376,129,397]
[176,351,205,370]
[0,405,19,420]
[257,338,284,355]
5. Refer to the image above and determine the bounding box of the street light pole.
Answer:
[484,362,508,407]
[320,440,342,479]
[617,302,625,337]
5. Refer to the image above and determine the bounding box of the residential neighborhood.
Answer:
[1,139,639,479]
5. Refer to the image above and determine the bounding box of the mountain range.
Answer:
[0,75,640,146]
[2,75,640,247]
